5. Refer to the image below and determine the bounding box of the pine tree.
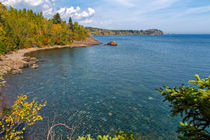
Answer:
[68,17,73,30]
[52,13,61,24]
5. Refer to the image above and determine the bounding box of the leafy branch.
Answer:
[157,75,210,140]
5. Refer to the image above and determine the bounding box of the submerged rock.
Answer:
[31,64,39,69]
[106,41,117,46]
[148,97,154,100]
[132,107,137,111]
[108,112,113,116]
[101,117,107,122]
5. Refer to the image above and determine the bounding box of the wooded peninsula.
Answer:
[86,27,164,35]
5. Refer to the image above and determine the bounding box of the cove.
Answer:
[2,35,210,140]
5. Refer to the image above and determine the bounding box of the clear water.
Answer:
[2,35,210,140]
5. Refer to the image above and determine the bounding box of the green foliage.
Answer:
[75,132,139,140]
[0,72,6,86]
[0,2,89,54]
[157,75,210,140]
[73,22,88,41]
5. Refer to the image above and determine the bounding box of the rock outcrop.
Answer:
[0,54,39,75]
[72,36,102,46]
[31,64,38,69]
[106,41,117,46]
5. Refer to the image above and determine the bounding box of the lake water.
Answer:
[2,35,210,140]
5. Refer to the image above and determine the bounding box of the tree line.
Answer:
[0,2,89,54]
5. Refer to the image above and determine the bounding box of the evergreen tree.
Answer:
[68,17,73,30]
[157,75,210,139]
[52,13,61,24]
[0,2,6,23]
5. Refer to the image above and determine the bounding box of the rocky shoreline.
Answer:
[0,37,102,75]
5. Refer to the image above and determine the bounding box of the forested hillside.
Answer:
[0,2,89,54]
[86,27,164,35]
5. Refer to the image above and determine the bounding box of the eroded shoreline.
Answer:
[0,37,102,75]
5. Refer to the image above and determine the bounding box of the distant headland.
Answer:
[86,27,164,35]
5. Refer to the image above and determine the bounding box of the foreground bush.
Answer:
[157,75,210,139]
[75,132,139,140]
[0,95,46,140]
[0,74,46,140]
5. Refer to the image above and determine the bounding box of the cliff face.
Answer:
[86,27,164,35]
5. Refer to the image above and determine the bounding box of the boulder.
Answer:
[23,56,31,62]
[22,62,29,68]
[18,62,29,69]
[23,57,38,63]
[106,41,117,46]
[3,66,12,72]
[30,57,38,62]
[10,69,22,74]
[31,64,39,69]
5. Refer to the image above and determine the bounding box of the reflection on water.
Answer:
[2,35,210,140]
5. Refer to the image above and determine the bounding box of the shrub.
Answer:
[75,131,139,140]
[0,95,47,140]
[157,75,210,139]
[0,74,47,140]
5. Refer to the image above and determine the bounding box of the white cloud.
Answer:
[1,0,55,16]
[111,0,178,9]
[114,0,135,7]
[1,0,53,7]
[79,19,94,24]
[160,5,210,19]
[0,0,95,21]
[88,8,95,16]
[57,7,95,20]
[42,8,53,16]
[57,7,80,18]
[183,5,210,15]
[135,0,179,14]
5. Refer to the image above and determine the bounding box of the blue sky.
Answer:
[1,0,210,34]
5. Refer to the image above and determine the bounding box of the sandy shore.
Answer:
[0,37,102,75]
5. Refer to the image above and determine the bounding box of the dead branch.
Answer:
[47,123,73,140]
